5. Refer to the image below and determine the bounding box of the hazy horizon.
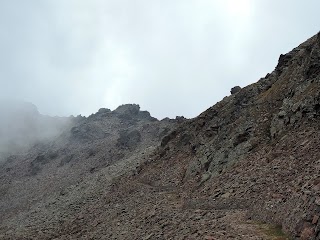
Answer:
[1,1,319,119]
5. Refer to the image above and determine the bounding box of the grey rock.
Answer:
[230,86,242,94]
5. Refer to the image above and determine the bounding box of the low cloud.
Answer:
[0,0,319,119]
[0,100,71,160]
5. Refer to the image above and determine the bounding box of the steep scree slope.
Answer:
[0,33,319,239]
[142,33,320,239]
[0,104,178,239]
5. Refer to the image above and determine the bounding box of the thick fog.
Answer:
[0,0,319,120]
[0,100,71,159]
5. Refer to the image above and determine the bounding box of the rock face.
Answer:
[152,33,320,239]
[0,33,320,239]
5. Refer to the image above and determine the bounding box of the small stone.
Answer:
[289,155,296,160]
[300,140,309,146]
[278,110,287,118]
[291,102,300,112]
[315,197,320,205]
[312,215,319,224]
[204,236,217,240]
[143,233,154,240]
[312,183,320,191]
[221,192,231,199]
[300,226,314,240]
[201,172,212,183]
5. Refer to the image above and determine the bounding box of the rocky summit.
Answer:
[0,33,319,240]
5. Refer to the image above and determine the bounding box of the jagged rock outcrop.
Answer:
[230,86,242,94]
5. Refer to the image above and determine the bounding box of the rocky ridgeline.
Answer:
[152,32,320,239]
[0,33,319,239]
[0,103,179,238]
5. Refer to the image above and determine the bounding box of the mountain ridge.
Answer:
[0,32,319,239]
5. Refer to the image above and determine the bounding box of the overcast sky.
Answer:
[0,0,319,119]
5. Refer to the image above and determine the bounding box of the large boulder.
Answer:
[230,86,242,94]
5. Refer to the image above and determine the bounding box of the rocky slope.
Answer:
[0,33,319,239]
[0,104,179,238]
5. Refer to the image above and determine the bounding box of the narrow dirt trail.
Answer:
[134,182,288,240]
